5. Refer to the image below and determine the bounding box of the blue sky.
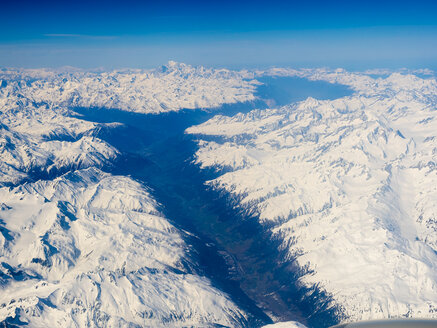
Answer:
[1,0,437,69]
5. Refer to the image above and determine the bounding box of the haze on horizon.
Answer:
[1,0,437,70]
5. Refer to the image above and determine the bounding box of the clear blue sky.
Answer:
[1,0,436,69]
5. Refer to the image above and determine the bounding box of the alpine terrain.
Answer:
[1,62,436,327]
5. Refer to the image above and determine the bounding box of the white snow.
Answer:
[0,62,258,186]
[262,321,307,328]
[0,104,118,187]
[187,70,437,322]
[0,62,258,114]
[3,61,437,326]
[0,63,260,327]
[0,168,248,327]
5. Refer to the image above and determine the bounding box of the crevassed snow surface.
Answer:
[0,63,260,327]
[187,70,437,322]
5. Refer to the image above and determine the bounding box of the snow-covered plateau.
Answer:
[187,69,437,322]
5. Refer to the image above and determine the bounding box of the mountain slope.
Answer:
[0,168,248,327]
[0,62,258,114]
[0,63,262,327]
[187,71,437,322]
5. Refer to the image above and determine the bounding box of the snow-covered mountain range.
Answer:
[0,63,258,327]
[187,69,437,322]
[0,168,249,327]
[1,62,436,327]
[0,61,257,114]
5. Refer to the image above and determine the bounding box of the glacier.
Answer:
[187,69,437,322]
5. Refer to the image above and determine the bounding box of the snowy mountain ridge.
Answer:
[0,62,258,114]
[0,168,249,327]
[0,63,262,327]
[0,62,260,187]
[2,62,437,326]
[187,70,437,321]
[242,67,436,98]
[0,102,119,187]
